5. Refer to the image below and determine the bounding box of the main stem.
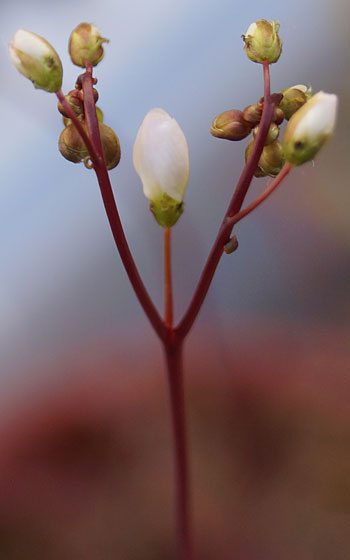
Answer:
[164,340,192,560]
[176,61,273,339]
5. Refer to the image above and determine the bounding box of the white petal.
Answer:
[294,91,338,140]
[133,108,189,203]
[12,29,51,60]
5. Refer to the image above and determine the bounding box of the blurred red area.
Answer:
[0,322,349,559]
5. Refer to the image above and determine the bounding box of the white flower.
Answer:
[133,108,189,227]
[9,29,62,92]
[283,91,338,165]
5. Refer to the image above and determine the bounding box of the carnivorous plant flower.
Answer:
[133,108,190,228]
[9,29,62,92]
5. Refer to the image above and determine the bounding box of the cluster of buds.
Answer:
[8,24,120,171]
[210,19,338,174]
[58,23,120,170]
[8,19,338,227]
[211,92,287,177]
[57,80,120,170]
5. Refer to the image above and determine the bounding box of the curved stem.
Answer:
[176,61,273,340]
[228,162,293,228]
[164,227,174,329]
[164,341,192,560]
[80,63,166,341]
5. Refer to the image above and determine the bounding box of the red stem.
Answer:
[164,341,193,560]
[229,162,293,228]
[164,227,174,329]
[80,63,166,341]
[176,61,274,340]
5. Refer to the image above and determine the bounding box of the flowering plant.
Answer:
[9,19,338,559]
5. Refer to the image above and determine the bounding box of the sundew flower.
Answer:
[9,29,62,92]
[243,20,282,64]
[283,91,338,165]
[68,23,109,68]
[133,108,190,227]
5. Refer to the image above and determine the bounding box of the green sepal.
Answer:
[149,193,184,228]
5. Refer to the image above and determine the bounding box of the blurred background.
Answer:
[1,0,349,558]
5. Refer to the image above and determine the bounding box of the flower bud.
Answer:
[9,29,62,92]
[242,104,263,126]
[57,89,84,118]
[272,106,285,125]
[283,91,338,165]
[243,20,282,64]
[58,124,89,163]
[210,109,252,141]
[224,235,239,254]
[253,122,279,145]
[245,139,285,177]
[99,123,121,170]
[69,23,109,68]
[280,85,310,120]
[133,108,189,228]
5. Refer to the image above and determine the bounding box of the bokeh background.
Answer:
[1,0,349,558]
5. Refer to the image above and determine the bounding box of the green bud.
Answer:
[99,123,121,170]
[280,85,310,120]
[58,124,89,163]
[224,235,239,254]
[210,109,252,141]
[69,23,109,68]
[9,29,62,92]
[149,193,184,228]
[243,20,282,64]
[245,139,285,177]
[283,91,338,165]
[253,122,279,145]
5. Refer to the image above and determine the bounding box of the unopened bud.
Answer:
[243,20,282,64]
[57,89,84,118]
[253,122,279,145]
[283,91,338,165]
[242,104,263,126]
[246,139,285,177]
[272,106,285,125]
[69,23,109,68]
[99,123,121,170]
[224,235,239,254]
[9,29,62,92]
[133,108,189,228]
[211,109,252,141]
[58,124,89,163]
[280,85,311,120]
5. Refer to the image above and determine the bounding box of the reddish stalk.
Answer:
[80,63,166,341]
[228,162,293,228]
[176,61,274,340]
[164,227,174,329]
[164,340,192,560]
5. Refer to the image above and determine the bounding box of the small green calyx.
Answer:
[283,135,322,165]
[243,20,282,64]
[69,23,109,68]
[149,193,184,228]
